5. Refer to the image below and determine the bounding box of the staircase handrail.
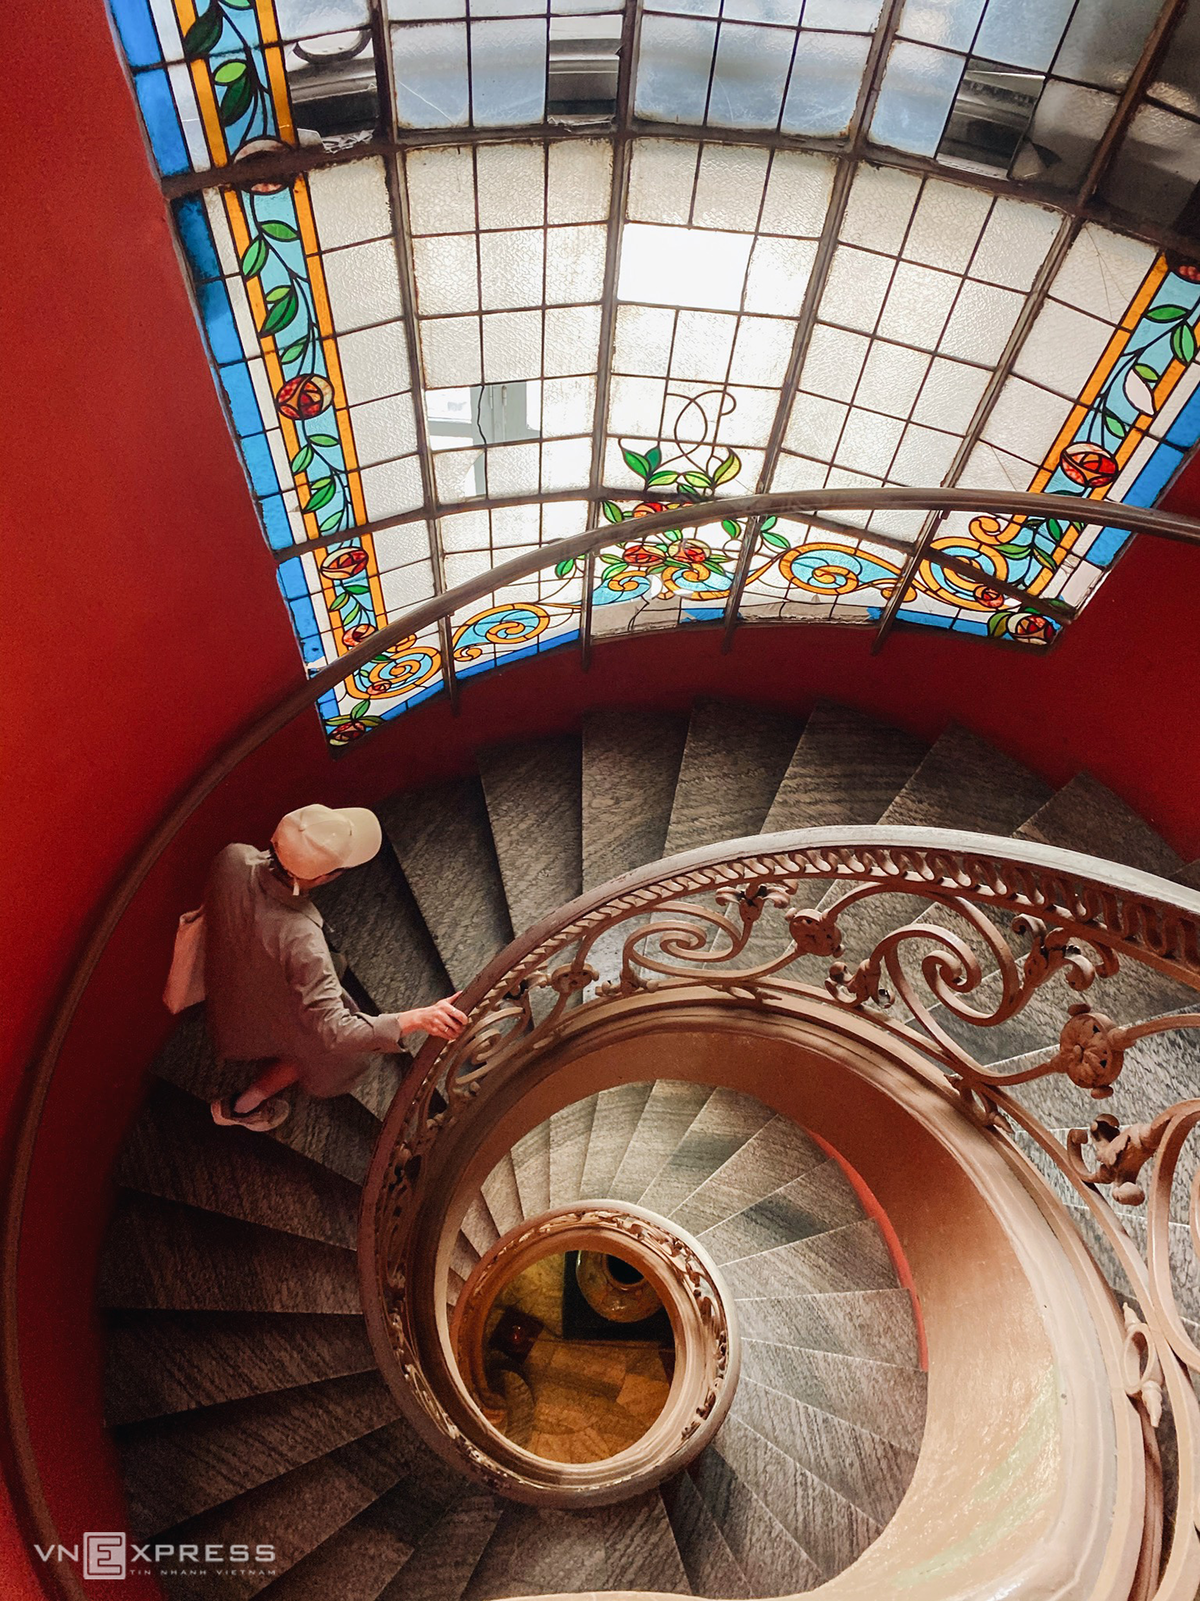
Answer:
[364,826,1200,1599]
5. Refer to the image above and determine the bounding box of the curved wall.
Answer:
[6,2,1200,1595]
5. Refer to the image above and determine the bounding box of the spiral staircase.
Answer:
[98,697,1200,1600]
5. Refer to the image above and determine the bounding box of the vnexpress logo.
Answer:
[85,1534,126,1580]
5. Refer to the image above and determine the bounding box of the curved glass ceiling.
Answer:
[111,0,1200,744]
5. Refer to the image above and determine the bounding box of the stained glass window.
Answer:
[110,0,1200,743]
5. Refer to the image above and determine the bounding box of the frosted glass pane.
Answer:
[619,224,752,311]
[1054,0,1161,91]
[897,0,984,50]
[393,0,464,15]
[475,143,545,229]
[339,322,412,404]
[469,20,546,127]
[547,141,613,224]
[889,422,959,484]
[1104,105,1200,226]
[1014,300,1111,397]
[782,33,870,137]
[876,262,958,349]
[759,152,835,238]
[981,376,1073,464]
[350,394,419,464]
[540,436,592,489]
[706,20,793,131]
[379,560,436,615]
[628,140,699,225]
[973,0,1074,72]
[855,342,931,416]
[481,310,542,381]
[479,230,543,310]
[361,454,424,518]
[609,375,668,436]
[1050,225,1156,322]
[392,23,469,128]
[434,447,481,500]
[799,327,869,406]
[309,160,392,249]
[277,0,370,33]
[1025,81,1116,193]
[969,197,1059,290]
[870,41,963,156]
[322,240,403,331]
[541,376,596,436]
[543,304,603,375]
[744,235,816,317]
[770,453,829,493]
[404,146,476,234]
[484,443,540,494]
[412,234,479,315]
[729,315,795,386]
[545,224,607,304]
[693,145,770,232]
[938,279,1023,364]
[835,408,905,476]
[820,247,894,333]
[841,164,921,254]
[636,14,717,124]
[613,304,676,375]
[671,310,738,382]
[721,0,800,18]
[714,382,777,444]
[911,355,989,429]
[653,0,720,14]
[903,180,991,273]
[374,520,433,573]
[422,315,483,386]
[785,391,849,458]
[802,0,883,27]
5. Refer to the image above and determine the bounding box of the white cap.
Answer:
[272,804,382,881]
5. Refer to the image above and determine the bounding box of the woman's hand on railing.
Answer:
[401,995,468,1042]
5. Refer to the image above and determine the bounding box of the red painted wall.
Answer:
[5,2,1200,1596]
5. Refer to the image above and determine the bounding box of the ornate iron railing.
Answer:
[363,827,1200,1597]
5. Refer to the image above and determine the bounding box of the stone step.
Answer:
[103,1311,375,1426]
[722,1218,899,1300]
[740,1342,927,1452]
[764,700,926,834]
[688,1444,822,1594]
[670,1115,827,1237]
[116,1079,360,1248]
[459,1194,500,1258]
[816,722,1053,954]
[732,1375,920,1529]
[479,1152,524,1238]
[598,1491,692,1593]
[458,1504,608,1600]
[478,735,583,935]
[664,698,804,857]
[250,1478,424,1601]
[380,777,513,991]
[733,1287,922,1367]
[115,1370,399,1536]
[547,1096,598,1209]
[580,708,689,889]
[638,1089,774,1220]
[377,1491,504,1601]
[606,1080,712,1205]
[98,1193,359,1315]
[312,844,450,1019]
[696,1156,864,1265]
[660,1468,751,1598]
[151,1419,453,1601]
[713,1412,880,1579]
[510,1118,552,1221]
[1016,771,1182,877]
[577,1081,654,1198]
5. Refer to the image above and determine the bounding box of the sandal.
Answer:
[210,1095,290,1132]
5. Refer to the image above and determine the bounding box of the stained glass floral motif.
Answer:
[109,0,1200,739]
